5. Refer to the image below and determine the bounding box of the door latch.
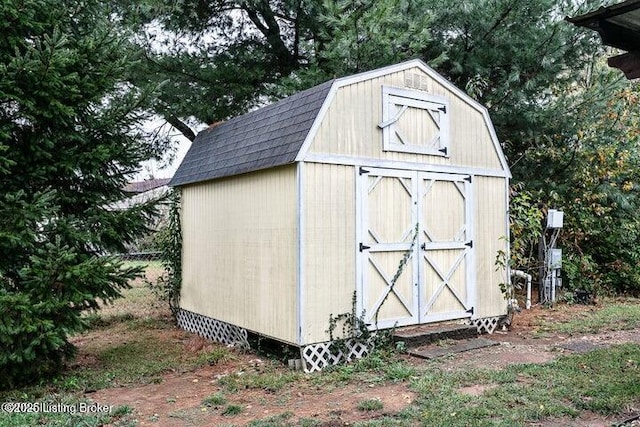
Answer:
[359,243,371,252]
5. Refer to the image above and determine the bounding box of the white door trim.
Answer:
[358,167,419,329]
[417,172,475,323]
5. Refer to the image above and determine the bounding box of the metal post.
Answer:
[541,210,563,305]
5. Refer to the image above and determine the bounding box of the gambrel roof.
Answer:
[170,80,334,186]
[170,60,510,187]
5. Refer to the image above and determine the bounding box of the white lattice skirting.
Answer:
[176,309,249,349]
[301,338,373,373]
[472,316,502,334]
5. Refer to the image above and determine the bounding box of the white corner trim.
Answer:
[295,82,339,162]
[296,162,305,345]
[354,167,364,323]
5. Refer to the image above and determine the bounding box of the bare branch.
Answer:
[165,115,196,141]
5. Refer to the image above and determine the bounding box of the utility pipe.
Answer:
[511,270,533,309]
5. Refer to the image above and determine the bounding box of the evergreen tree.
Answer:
[117,0,326,140]
[0,0,165,387]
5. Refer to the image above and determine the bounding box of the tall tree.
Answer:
[311,0,435,77]
[0,0,165,387]
[129,0,640,295]
[524,72,640,296]
[127,0,606,139]
[119,0,326,139]
[420,0,606,170]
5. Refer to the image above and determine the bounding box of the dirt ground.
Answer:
[86,304,640,426]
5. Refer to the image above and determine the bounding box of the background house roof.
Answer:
[124,178,171,194]
[170,79,334,187]
[567,0,640,79]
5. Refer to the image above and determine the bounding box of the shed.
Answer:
[170,60,511,371]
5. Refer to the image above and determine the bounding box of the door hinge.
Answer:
[359,167,370,175]
[464,175,472,183]
[465,241,473,248]
[438,105,447,113]
[438,147,448,155]
[466,307,474,315]
[359,243,371,252]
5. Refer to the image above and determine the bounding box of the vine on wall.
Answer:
[151,188,182,319]
[326,224,419,353]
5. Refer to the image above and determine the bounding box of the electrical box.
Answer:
[549,248,562,269]
[547,209,564,228]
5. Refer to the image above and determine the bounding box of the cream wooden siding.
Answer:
[310,68,502,171]
[302,163,356,344]
[180,165,298,344]
[473,176,509,318]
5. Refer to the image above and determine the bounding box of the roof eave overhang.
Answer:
[608,51,640,79]
[566,0,640,79]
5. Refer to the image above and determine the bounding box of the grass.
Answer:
[353,419,414,427]
[383,361,416,382]
[3,269,640,427]
[407,344,640,426]
[221,403,244,416]
[218,366,303,393]
[357,398,384,411]
[0,396,134,427]
[196,346,235,366]
[537,299,640,334]
[45,319,190,392]
[202,392,227,407]
[0,263,224,426]
[121,259,163,270]
[247,412,294,426]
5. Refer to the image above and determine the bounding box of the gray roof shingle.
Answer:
[170,79,334,187]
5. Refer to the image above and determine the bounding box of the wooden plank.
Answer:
[393,324,477,347]
[408,337,498,359]
[301,163,356,344]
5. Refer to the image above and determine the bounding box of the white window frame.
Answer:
[379,86,450,157]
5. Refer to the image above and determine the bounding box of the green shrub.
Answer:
[0,248,137,388]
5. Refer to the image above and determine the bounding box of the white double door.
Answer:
[359,167,475,330]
